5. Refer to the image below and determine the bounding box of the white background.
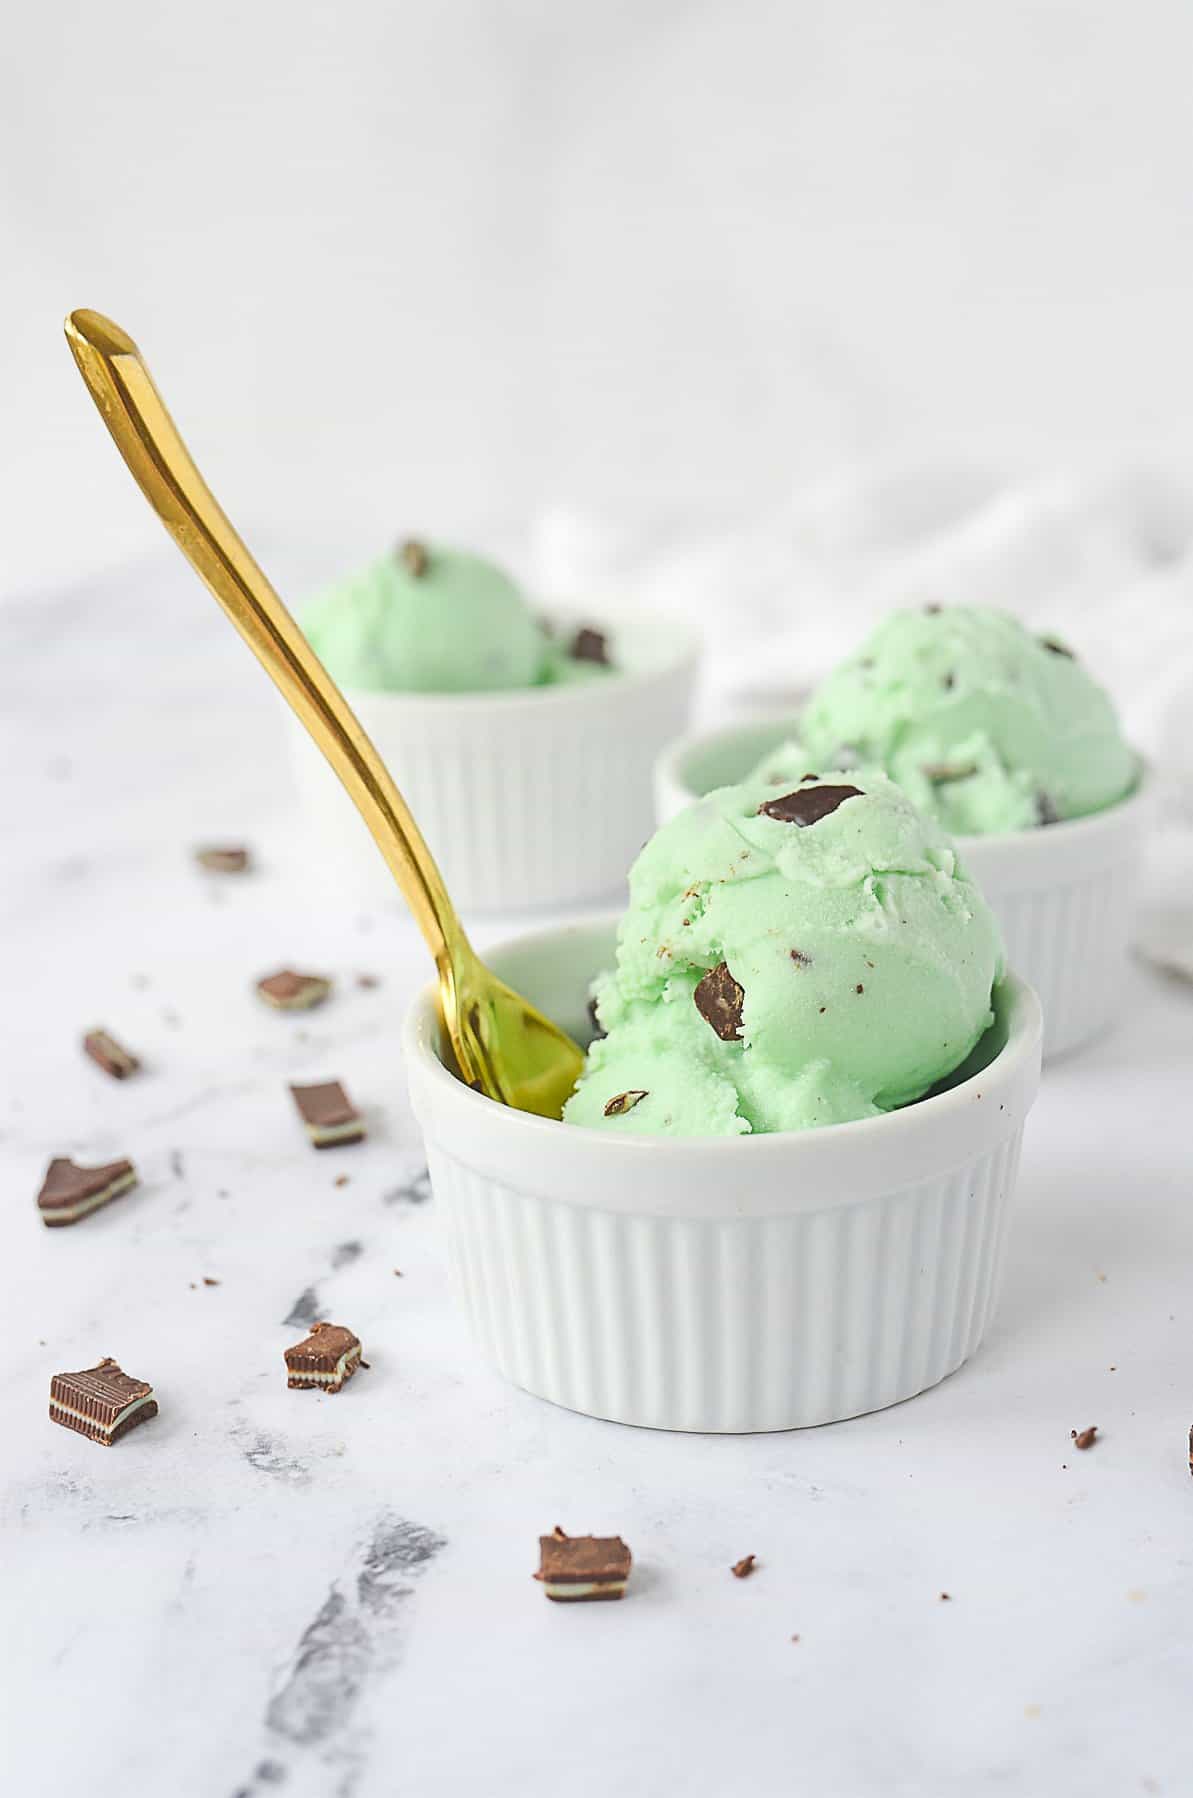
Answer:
[8,0,1193,595]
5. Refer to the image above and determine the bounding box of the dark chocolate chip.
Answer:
[399,539,429,577]
[603,1089,648,1117]
[569,626,610,666]
[1041,636,1074,658]
[694,962,745,1041]
[856,983,864,994]
[757,785,864,827]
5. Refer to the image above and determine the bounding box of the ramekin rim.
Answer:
[402,912,1043,1161]
[333,609,702,715]
[656,715,1151,849]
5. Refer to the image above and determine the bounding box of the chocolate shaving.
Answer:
[195,846,250,873]
[790,949,813,967]
[603,1089,648,1117]
[922,762,977,784]
[757,785,864,827]
[1188,1425,1192,1477]
[694,962,745,1041]
[731,1555,757,1579]
[569,626,610,666]
[202,1276,220,1287]
[1041,636,1074,658]
[399,538,429,577]
[83,1029,141,1080]
[1071,1425,1098,1450]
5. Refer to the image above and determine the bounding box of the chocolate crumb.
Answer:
[939,1591,951,1602]
[551,1525,568,1541]
[603,1089,649,1118]
[1071,1426,1098,1450]
[195,845,250,873]
[790,949,813,968]
[924,603,942,614]
[356,973,381,990]
[393,1268,403,1277]
[731,1555,757,1579]
[202,1276,220,1287]
[569,625,611,666]
[694,962,745,1041]
[790,1634,801,1643]
[399,538,429,577]
[334,1174,350,1188]
[856,983,864,995]
[758,785,864,827]
[1041,636,1074,658]
[83,1029,141,1081]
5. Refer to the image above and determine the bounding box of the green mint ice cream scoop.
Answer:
[565,764,1003,1138]
[799,605,1135,835]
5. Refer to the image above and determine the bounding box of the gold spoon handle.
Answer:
[64,308,467,976]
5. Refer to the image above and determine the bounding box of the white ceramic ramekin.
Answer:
[404,917,1042,1434]
[288,610,699,913]
[655,719,1152,1061]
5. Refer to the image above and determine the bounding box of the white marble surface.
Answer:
[4,560,1193,1798]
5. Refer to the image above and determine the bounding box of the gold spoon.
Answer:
[64,308,584,1119]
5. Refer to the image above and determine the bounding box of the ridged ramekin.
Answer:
[404,917,1042,1433]
[287,610,699,913]
[656,719,1151,1061]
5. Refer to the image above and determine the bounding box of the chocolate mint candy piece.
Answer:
[195,845,250,873]
[49,1358,157,1446]
[256,969,333,1011]
[289,1080,365,1149]
[757,784,864,827]
[284,1321,363,1393]
[603,1089,648,1118]
[569,626,610,666]
[83,1029,141,1080]
[399,538,429,577]
[694,962,745,1041]
[535,1530,632,1602]
[1041,636,1074,658]
[922,762,978,784]
[37,1156,138,1227]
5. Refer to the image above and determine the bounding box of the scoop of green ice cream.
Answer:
[301,541,546,693]
[564,765,1003,1138]
[800,605,1134,834]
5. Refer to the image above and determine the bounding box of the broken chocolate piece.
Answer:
[1041,636,1074,658]
[1036,792,1060,827]
[757,784,864,827]
[195,846,250,873]
[694,962,745,1041]
[603,1089,648,1118]
[256,969,333,1012]
[922,762,978,784]
[1071,1425,1098,1450]
[37,1156,138,1228]
[731,1555,757,1579]
[284,1321,362,1393]
[534,1530,632,1602]
[289,1080,366,1149]
[569,626,610,666]
[83,1029,140,1080]
[399,538,429,577]
[49,1358,157,1446]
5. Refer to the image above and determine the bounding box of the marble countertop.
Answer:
[3,560,1192,1798]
